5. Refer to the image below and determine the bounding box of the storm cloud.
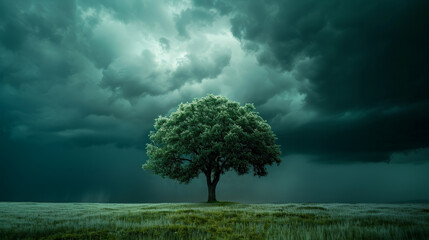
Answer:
[0,0,428,202]
[193,0,429,163]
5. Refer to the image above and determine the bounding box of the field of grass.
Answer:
[0,202,428,239]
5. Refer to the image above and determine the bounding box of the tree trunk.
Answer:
[207,182,217,202]
[206,173,219,202]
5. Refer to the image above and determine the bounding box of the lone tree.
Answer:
[143,94,281,202]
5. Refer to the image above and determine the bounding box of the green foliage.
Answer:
[143,94,281,186]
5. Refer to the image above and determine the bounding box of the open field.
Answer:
[0,202,428,239]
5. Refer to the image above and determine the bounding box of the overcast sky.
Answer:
[1,0,428,203]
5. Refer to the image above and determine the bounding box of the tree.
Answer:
[143,94,281,202]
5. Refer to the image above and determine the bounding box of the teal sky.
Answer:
[1,0,428,203]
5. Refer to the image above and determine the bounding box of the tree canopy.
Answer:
[143,94,281,202]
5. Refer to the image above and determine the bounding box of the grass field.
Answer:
[0,202,428,239]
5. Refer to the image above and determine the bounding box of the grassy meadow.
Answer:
[0,202,428,239]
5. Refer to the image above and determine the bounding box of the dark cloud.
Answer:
[2,0,427,161]
[159,37,170,51]
[175,8,216,38]
[0,0,230,148]
[195,0,429,163]
[81,0,173,27]
[173,49,231,84]
[101,50,167,97]
[101,48,231,98]
[208,0,429,110]
[277,102,429,162]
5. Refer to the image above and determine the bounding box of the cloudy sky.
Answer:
[1,0,428,203]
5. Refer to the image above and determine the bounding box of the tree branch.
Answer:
[174,157,192,163]
[192,147,199,156]
[220,157,228,170]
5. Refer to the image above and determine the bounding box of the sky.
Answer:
[0,0,428,203]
